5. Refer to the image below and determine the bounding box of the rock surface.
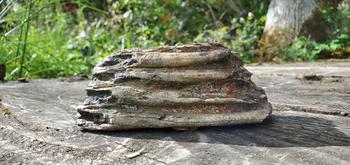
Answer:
[0,61,350,164]
[247,60,350,116]
[77,44,272,130]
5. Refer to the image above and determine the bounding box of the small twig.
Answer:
[0,0,15,19]
[126,147,146,159]
[19,0,34,78]
[227,0,243,15]
[205,0,217,27]
[14,7,25,78]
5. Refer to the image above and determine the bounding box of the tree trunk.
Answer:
[259,0,328,62]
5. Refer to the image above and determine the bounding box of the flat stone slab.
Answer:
[247,60,350,116]
[0,61,350,164]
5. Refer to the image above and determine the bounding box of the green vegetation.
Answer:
[282,34,350,62]
[280,2,350,62]
[194,12,266,63]
[0,0,349,80]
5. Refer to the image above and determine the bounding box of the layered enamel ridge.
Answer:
[76,43,272,130]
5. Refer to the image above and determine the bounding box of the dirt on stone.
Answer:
[302,74,324,81]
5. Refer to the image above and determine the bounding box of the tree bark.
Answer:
[259,0,328,62]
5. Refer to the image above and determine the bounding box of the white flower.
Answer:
[79,31,87,38]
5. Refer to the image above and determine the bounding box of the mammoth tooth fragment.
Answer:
[76,43,272,130]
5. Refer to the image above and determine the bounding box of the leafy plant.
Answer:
[0,0,270,80]
[281,37,318,62]
[282,33,349,62]
[0,0,348,80]
[194,12,266,63]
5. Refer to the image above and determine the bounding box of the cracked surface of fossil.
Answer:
[76,43,272,130]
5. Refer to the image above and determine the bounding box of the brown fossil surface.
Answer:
[76,43,272,130]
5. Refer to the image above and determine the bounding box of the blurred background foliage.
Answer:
[0,0,349,80]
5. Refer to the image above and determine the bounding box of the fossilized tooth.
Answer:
[76,43,272,130]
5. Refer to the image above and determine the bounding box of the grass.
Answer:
[1,0,102,79]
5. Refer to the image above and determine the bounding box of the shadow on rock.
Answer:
[86,114,350,148]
